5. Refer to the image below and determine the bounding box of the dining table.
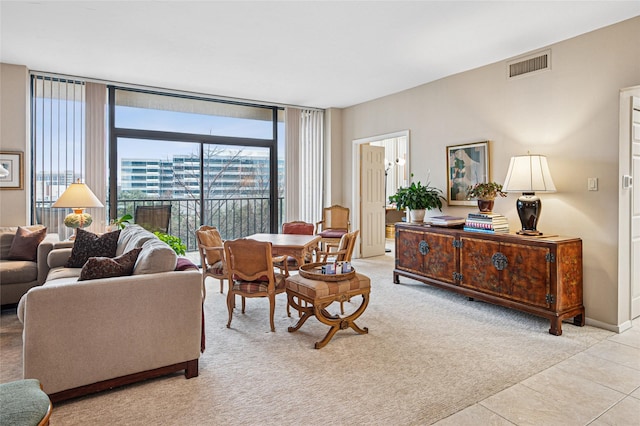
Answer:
[245,233,321,267]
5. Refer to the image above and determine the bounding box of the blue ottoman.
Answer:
[0,379,52,426]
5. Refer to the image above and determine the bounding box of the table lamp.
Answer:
[52,179,104,231]
[502,154,556,236]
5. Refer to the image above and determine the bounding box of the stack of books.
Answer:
[464,212,509,234]
[428,215,466,227]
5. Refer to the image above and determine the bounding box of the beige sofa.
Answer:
[0,225,58,306]
[17,225,202,402]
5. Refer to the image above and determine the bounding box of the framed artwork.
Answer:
[0,151,24,190]
[446,141,489,206]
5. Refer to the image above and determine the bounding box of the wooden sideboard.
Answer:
[393,223,585,335]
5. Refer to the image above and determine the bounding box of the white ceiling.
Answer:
[1,1,639,109]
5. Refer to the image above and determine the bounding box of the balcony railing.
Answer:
[114,197,285,251]
[36,197,285,252]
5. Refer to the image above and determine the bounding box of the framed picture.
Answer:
[0,151,24,190]
[446,141,489,206]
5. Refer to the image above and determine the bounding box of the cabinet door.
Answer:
[460,236,502,294]
[396,228,457,284]
[501,242,550,308]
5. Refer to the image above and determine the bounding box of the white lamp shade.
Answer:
[502,155,556,193]
[52,179,104,209]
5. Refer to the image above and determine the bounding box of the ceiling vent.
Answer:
[507,50,551,79]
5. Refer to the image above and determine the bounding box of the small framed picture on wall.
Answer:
[0,151,24,190]
[446,141,489,206]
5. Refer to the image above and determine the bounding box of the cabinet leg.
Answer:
[549,319,563,336]
[393,273,399,284]
[573,313,585,327]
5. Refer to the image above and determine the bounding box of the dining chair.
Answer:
[282,221,315,268]
[224,239,290,332]
[315,230,359,314]
[315,205,350,250]
[134,205,171,234]
[195,225,227,296]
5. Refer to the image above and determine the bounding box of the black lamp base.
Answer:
[516,193,542,236]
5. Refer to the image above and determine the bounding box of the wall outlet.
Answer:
[588,177,598,191]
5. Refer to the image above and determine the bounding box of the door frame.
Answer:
[352,130,410,257]
[618,86,640,330]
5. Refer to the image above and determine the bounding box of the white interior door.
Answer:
[360,145,385,258]
[631,96,640,318]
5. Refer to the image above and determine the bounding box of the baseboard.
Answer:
[585,317,632,334]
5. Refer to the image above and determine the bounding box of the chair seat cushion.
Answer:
[286,273,370,300]
[318,229,347,239]
[205,260,225,276]
[0,379,50,426]
[232,274,286,294]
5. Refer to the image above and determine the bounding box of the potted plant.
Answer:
[153,231,187,255]
[108,214,133,231]
[466,182,507,213]
[389,178,446,223]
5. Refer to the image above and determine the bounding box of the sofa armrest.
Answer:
[36,234,59,285]
[47,248,72,269]
[21,270,202,395]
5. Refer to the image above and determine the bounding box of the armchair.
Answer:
[315,205,350,250]
[195,225,226,296]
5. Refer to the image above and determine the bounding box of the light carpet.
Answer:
[0,252,612,425]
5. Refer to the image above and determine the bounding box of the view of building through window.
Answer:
[32,76,286,251]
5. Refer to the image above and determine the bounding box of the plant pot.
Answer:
[409,209,426,223]
[477,198,495,213]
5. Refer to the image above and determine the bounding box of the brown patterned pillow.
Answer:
[7,226,47,261]
[78,248,142,281]
[66,228,121,268]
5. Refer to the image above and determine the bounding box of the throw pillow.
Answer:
[7,226,47,261]
[197,228,223,264]
[78,248,142,281]
[66,228,121,268]
[175,257,198,271]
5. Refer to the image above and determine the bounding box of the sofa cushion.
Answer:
[133,239,177,275]
[79,248,143,281]
[0,225,45,259]
[66,229,121,268]
[116,225,156,256]
[7,226,47,261]
[0,260,38,284]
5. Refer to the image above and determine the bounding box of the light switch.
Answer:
[588,177,598,191]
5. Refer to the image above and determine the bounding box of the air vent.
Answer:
[507,50,551,79]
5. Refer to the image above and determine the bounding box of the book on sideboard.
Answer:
[464,212,509,233]
[428,215,466,227]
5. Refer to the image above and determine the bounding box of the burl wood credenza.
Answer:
[393,223,585,335]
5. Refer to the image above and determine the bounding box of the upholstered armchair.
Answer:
[315,205,350,250]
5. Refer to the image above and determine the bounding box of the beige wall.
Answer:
[0,63,30,226]
[339,16,640,329]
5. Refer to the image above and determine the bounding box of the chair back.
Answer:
[134,205,171,233]
[196,225,224,266]
[321,205,350,231]
[336,230,359,261]
[224,239,274,284]
[282,221,314,235]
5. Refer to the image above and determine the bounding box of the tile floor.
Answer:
[434,318,640,425]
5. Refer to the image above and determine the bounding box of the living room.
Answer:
[1,2,640,425]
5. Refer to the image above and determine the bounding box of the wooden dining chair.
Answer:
[195,225,227,296]
[315,230,359,314]
[315,205,350,250]
[224,239,290,332]
[282,221,315,268]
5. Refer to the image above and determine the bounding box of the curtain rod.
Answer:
[29,70,325,112]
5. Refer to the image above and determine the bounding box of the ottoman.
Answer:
[286,272,370,348]
[0,379,52,426]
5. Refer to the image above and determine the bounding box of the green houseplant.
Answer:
[109,214,133,230]
[389,178,446,223]
[153,231,187,256]
[466,181,507,213]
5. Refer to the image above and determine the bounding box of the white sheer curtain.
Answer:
[85,82,107,233]
[285,108,324,226]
